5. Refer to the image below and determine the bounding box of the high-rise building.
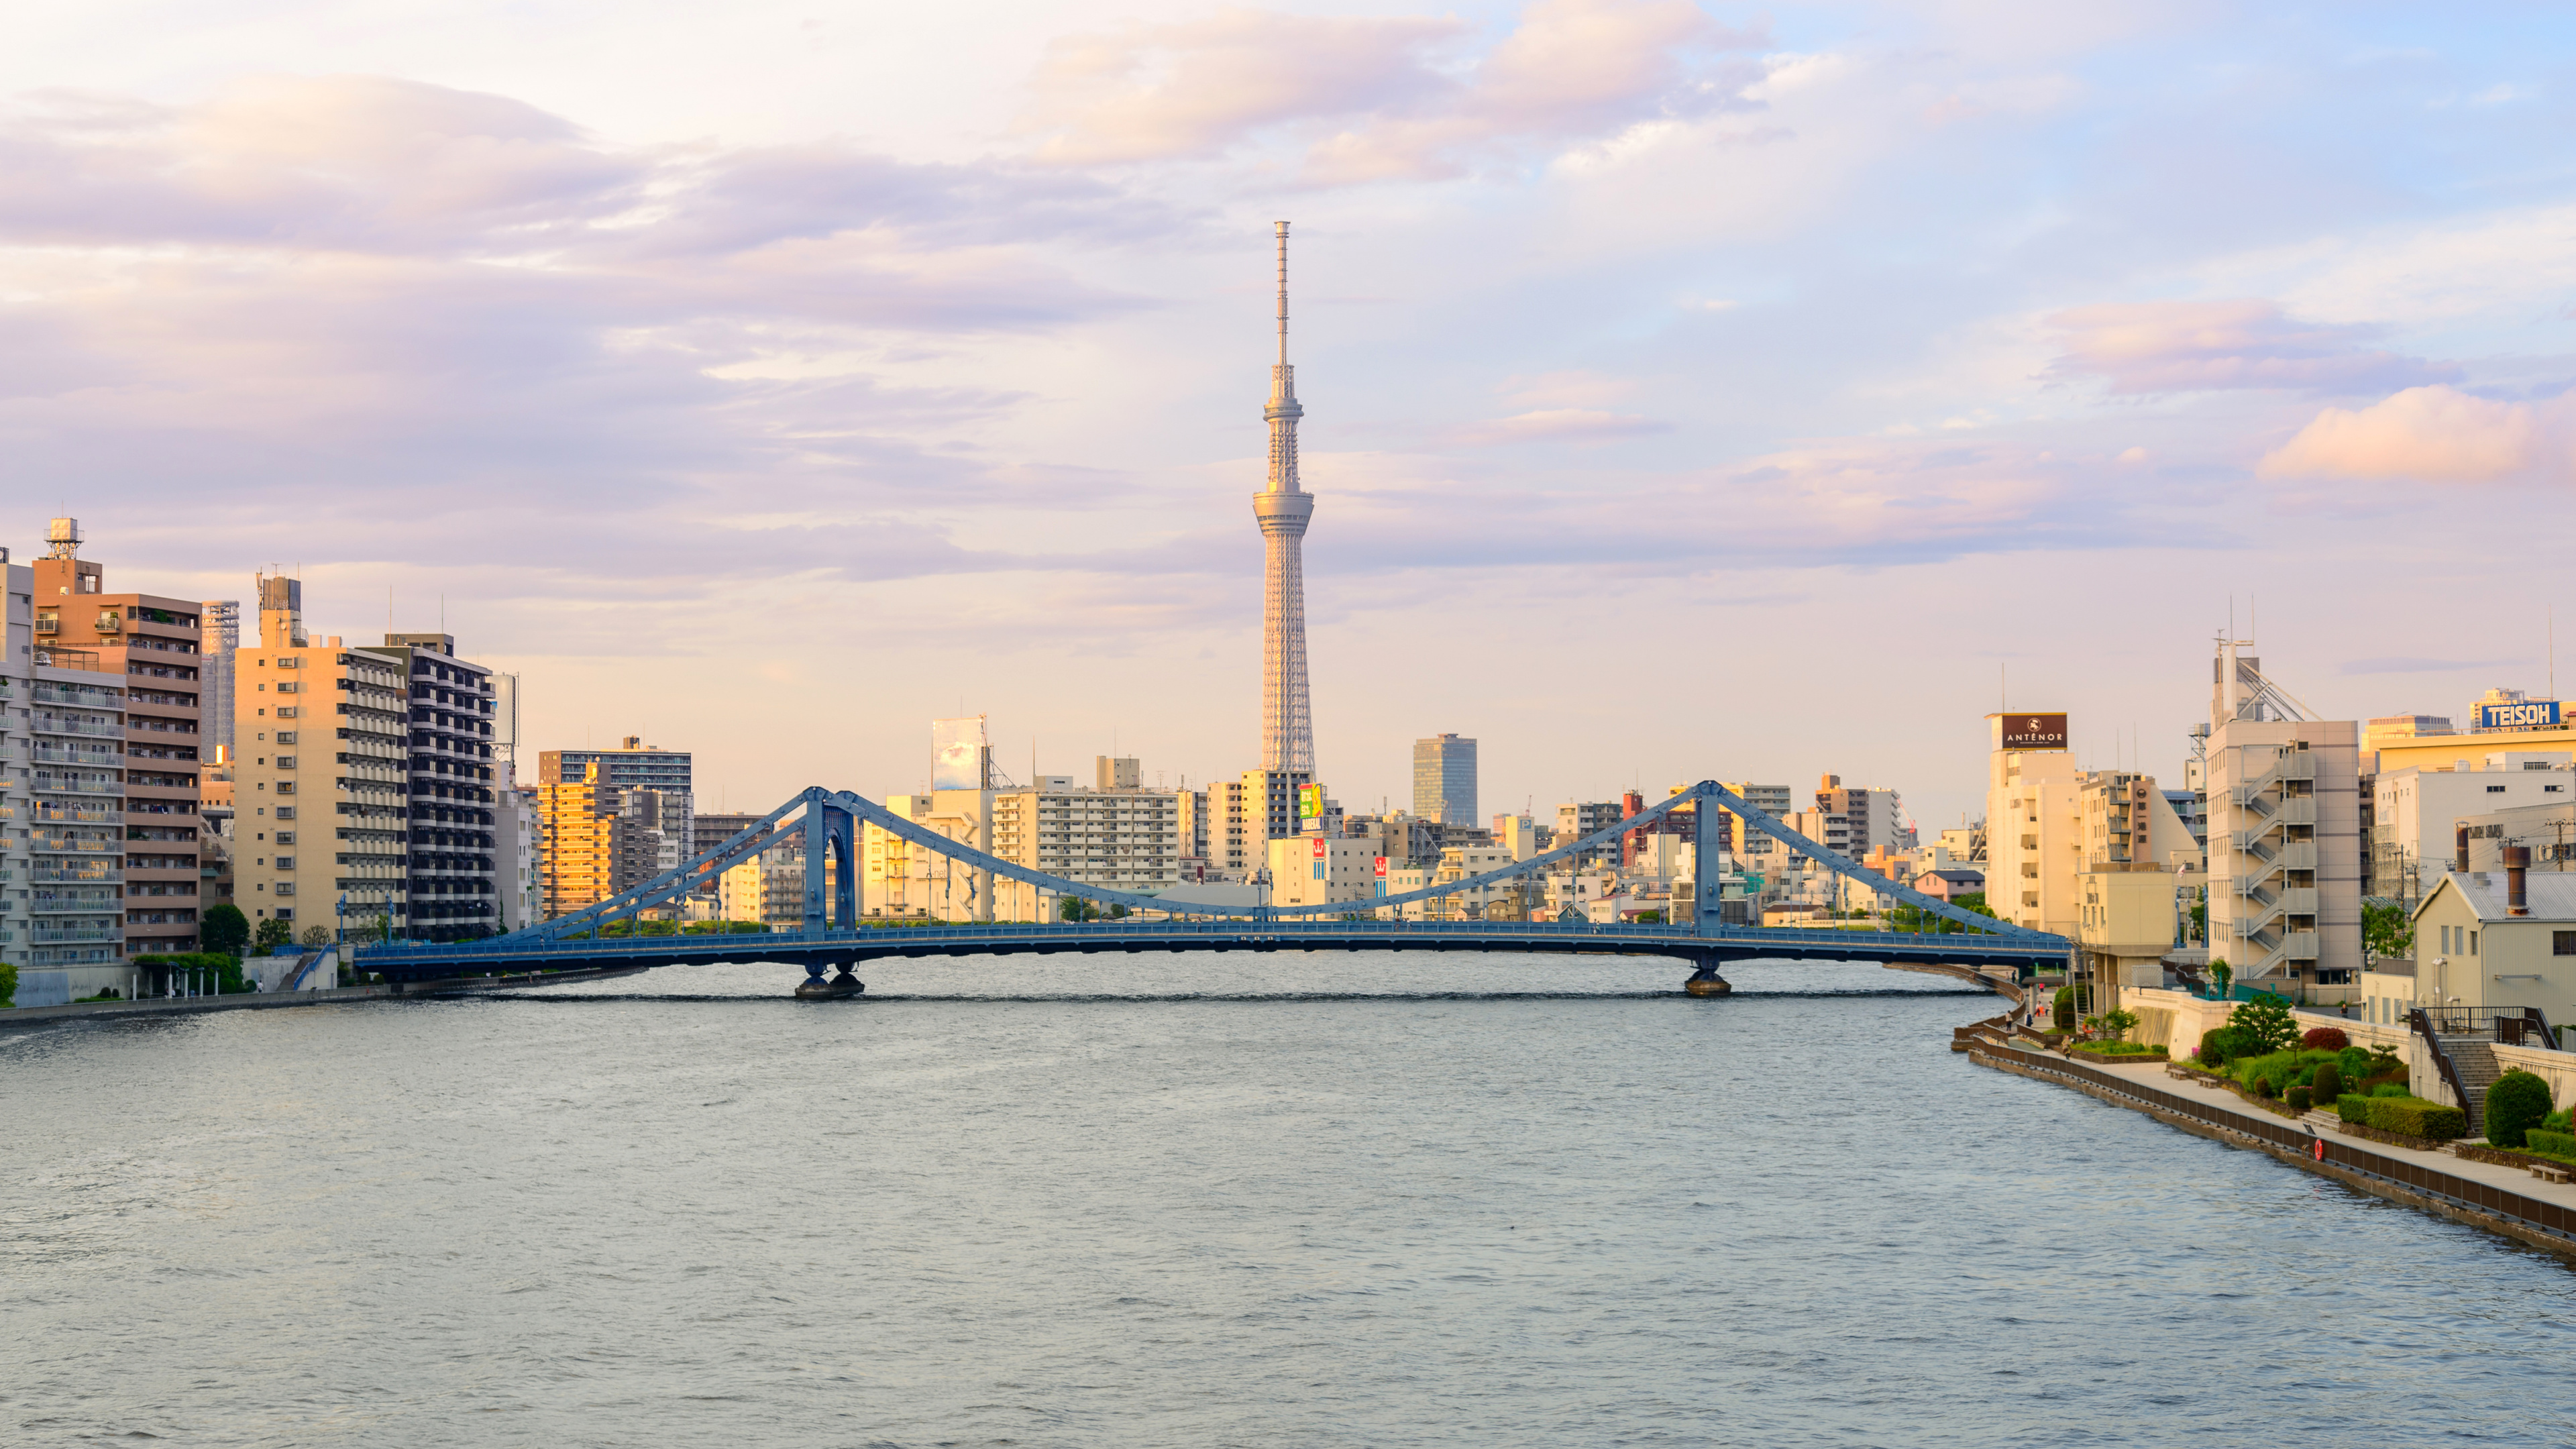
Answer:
[986,783,1183,916]
[1813,775,1910,861]
[1254,221,1317,777]
[358,631,499,941]
[33,519,205,957]
[1412,734,1477,824]
[541,738,692,859]
[1095,755,1140,791]
[231,581,409,942]
[201,598,239,761]
[8,539,133,983]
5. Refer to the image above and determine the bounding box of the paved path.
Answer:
[2082,1053,2576,1211]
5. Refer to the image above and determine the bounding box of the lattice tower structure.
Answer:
[1252,220,1317,775]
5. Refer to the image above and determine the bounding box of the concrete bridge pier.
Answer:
[1683,954,1732,997]
[794,956,865,1000]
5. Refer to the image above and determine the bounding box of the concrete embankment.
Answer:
[1959,1015,2576,1260]
[1,967,647,1033]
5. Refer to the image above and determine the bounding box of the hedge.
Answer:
[2337,1093,2373,1125]
[2526,1128,2576,1157]
[2369,1096,2467,1141]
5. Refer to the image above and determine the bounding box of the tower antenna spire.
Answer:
[1276,220,1291,368]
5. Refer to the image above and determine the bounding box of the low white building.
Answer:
[2374,752,2573,909]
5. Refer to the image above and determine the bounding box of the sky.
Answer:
[5,1,2573,830]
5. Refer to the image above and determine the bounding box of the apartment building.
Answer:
[987,784,1183,916]
[231,578,410,941]
[1556,800,1625,867]
[537,767,625,919]
[2202,650,2363,992]
[33,519,204,955]
[1716,782,1794,877]
[1983,714,2084,936]
[720,837,808,929]
[361,633,499,941]
[15,551,131,978]
[541,739,692,859]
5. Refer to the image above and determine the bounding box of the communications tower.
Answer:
[1254,221,1317,775]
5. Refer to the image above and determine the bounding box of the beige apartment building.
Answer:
[33,520,205,956]
[2363,864,2576,1030]
[2202,649,2363,994]
[720,840,808,929]
[230,579,409,940]
[1267,833,1381,910]
[1983,714,2084,936]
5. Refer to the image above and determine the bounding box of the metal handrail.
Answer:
[2409,1007,2476,1118]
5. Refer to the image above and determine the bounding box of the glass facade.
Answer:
[1412,734,1477,826]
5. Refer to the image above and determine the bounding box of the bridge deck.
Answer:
[355,920,2065,983]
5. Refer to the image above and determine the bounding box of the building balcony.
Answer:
[33,926,122,944]
[33,866,121,884]
[32,835,119,854]
[31,746,120,767]
[33,719,124,740]
[32,896,121,914]
[32,805,121,824]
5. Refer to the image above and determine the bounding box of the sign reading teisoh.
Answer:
[2479,700,2562,731]
[2000,713,2069,749]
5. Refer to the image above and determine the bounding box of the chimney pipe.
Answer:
[2457,824,2470,873]
[2506,845,2530,916]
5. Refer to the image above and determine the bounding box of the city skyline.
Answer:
[3,2,2572,829]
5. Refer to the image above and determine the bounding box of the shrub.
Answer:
[2546,1108,2574,1134]
[2286,1085,2314,1112]
[2334,1045,2373,1081]
[2229,994,2300,1055]
[2371,1081,2413,1098]
[2369,1097,2467,1141]
[0,961,15,1008]
[132,953,248,994]
[2527,1128,2576,1157]
[2253,1076,2276,1099]
[2235,1051,2307,1096]
[2311,1062,2344,1104]
[2301,1026,2350,1053]
[2102,1007,2140,1043]
[2198,1026,2251,1067]
[252,918,293,953]
[2337,1093,2373,1125]
[2484,1070,2555,1148]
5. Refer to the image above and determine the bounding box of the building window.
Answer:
[2469,930,2478,956]
[2555,931,2576,956]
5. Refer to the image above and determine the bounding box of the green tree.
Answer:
[1060,897,1099,922]
[0,961,17,1008]
[2208,957,2233,998]
[2189,898,2207,943]
[252,917,293,954]
[2361,900,2415,967]
[2228,992,2298,1055]
[2102,1008,2140,1043]
[202,903,250,959]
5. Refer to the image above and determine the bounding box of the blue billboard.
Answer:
[2478,700,2562,731]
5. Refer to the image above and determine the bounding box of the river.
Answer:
[5,954,2573,1446]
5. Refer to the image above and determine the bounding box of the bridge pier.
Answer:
[1683,955,1731,997]
[794,957,865,1000]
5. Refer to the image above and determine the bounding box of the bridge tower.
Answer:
[1686,783,1733,996]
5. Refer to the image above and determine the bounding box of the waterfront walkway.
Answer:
[2073,1049,2576,1214]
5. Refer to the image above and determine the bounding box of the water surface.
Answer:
[6,953,2572,1446]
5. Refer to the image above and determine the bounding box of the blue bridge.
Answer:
[354,780,2069,994]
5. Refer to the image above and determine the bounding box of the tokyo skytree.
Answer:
[1253,221,1317,775]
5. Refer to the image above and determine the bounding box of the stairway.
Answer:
[2443,1038,2503,1137]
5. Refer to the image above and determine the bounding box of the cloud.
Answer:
[2340,656,2515,675]
[1449,407,1670,445]
[2044,299,2459,395]
[1018,0,1767,182]
[2257,385,2576,483]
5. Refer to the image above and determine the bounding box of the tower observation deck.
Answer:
[1254,221,1316,775]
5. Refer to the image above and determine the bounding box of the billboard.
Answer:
[1310,837,1327,858]
[2479,700,2562,731]
[1998,712,2069,749]
[1373,856,1388,877]
[1297,783,1324,819]
[930,716,987,791]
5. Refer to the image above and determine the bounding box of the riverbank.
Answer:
[1959,1013,2576,1259]
[0,965,651,1032]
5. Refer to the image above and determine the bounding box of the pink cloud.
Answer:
[1449,407,1670,446]
[1019,0,1767,182]
[2045,299,2457,395]
[2257,385,2576,484]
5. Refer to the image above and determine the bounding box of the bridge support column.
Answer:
[1684,953,1731,997]
[794,956,865,1000]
